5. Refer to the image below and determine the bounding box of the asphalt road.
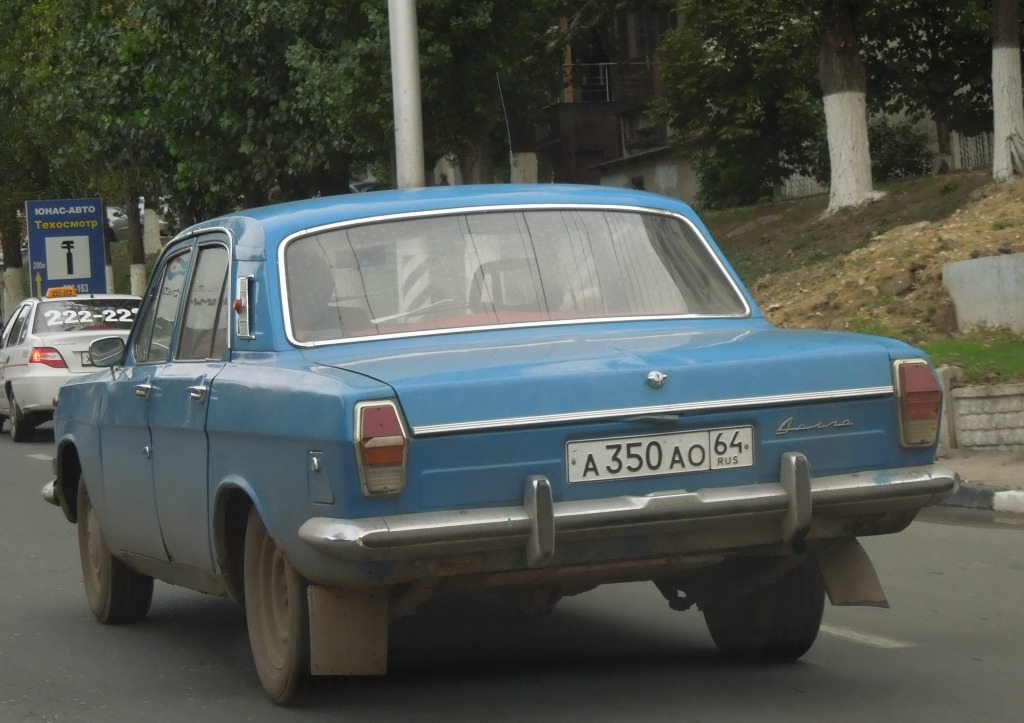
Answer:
[1,425,1022,722]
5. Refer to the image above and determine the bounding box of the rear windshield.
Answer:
[32,298,140,333]
[283,208,747,343]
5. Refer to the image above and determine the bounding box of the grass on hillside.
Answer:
[922,328,1024,386]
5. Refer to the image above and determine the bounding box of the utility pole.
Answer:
[388,0,426,189]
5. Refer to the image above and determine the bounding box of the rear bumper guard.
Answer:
[298,454,958,565]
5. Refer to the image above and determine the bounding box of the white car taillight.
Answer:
[893,359,942,448]
[354,401,408,496]
[30,347,68,369]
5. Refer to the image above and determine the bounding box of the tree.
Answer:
[992,0,1024,180]
[21,0,182,291]
[860,1,991,161]
[816,0,882,213]
[656,0,883,213]
[0,0,69,310]
[655,0,823,208]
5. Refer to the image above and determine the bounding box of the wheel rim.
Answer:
[77,485,109,615]
[9,393,20,430]
[84,504,105,591]
[264,541,293,671]
[244,510,309,703]
[251,525,299,674]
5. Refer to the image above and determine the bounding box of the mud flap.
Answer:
[813,537,889,608]
[307,585,389,675]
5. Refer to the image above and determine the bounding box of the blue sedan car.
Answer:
[45,185,957,703]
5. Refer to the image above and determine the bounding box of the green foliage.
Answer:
[922,328,1024,385]
[0,0,69,267]
[869,117,933,181]
[861,1,992,139]
[3,0,569,226]
[991,218,1024,230]
[654,0,823,209]
[848,316,897,338]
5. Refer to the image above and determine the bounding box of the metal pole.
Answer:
[388,0,425,189]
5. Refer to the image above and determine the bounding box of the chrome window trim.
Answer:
[276,203,753,348]
[130,228,236,364]
[172,238,232,362]
[173,225,239,352]
[410,385,894,436]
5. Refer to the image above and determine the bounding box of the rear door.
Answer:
[147,240,230,570]
[0,302,32,416]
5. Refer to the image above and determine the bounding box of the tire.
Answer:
[8,390,34,443]
[702,558,825,662]
[77,480,154,623]
[243,508,310,705]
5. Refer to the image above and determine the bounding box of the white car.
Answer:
[107,204,171,242]
[0,289,140,441]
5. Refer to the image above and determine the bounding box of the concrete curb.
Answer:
[941,483,1024,514]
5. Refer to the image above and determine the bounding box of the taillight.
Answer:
[354,401,408,496]
[894,359,942,447]
[30,347,68,369]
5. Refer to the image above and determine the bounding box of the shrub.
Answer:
[869,117,933,182]
[811,116,933,185]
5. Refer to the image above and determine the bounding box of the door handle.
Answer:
[188,384,208,403]
[134,383,153,400]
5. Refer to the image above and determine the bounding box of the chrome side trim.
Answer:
[410,385,894,436]
[297,463,957,562]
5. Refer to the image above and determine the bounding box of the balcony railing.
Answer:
[561,61,657,104]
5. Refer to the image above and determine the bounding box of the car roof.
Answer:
[27,294,141,303]
[183,184,698,245]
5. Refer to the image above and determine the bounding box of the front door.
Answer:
[100,247,194,560]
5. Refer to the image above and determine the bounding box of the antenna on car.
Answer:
[497,73,514,180]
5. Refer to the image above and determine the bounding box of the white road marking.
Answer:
[820,624,916,649]
[28,454,52,462]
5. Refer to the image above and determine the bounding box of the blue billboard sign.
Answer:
[24,198,107,296]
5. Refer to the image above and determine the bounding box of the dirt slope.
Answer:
[742,178,1024,342]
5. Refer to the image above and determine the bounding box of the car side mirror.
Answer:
[89,337,127,367]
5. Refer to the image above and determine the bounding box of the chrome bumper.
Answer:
[299,455,958,567]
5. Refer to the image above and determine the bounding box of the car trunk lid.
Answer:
[44,330,131,373]
[306,322,900,435]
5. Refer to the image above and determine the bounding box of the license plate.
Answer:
[567,425,754,483]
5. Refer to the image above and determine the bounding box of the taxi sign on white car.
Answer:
[0,289,140,441]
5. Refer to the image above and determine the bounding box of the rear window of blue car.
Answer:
[282,208,747,343]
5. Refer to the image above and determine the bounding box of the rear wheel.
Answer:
[702,558,824,662]
[243,507,310,705]
[77,480,154,623]
[8,390,34,443]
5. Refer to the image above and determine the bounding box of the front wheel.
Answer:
[77,480,154,623]
[702,558,825,662]
[243,508,310,705]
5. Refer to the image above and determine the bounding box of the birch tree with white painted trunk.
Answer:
[818,0,882,214]
[992,0,1024,180]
